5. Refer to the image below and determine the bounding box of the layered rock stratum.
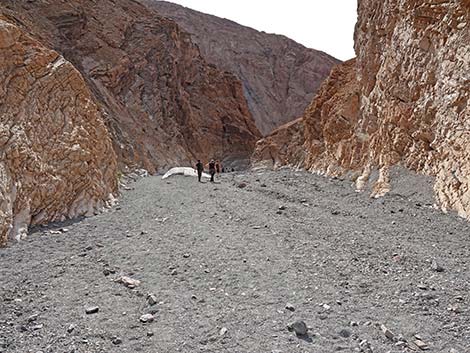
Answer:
[1,0,260,173]
[0,16,117,246]
[141,0,340,135]
[253,0,470,219]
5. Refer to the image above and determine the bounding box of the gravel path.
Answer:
[1,169,469,353]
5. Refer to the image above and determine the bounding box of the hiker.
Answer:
[209,159,216,182]
[215,160,221,176]
[195,160,204,182]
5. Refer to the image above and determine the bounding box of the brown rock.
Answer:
[253,0,470,219]
[0,16,117,246]
[141,0,340,135]
[1,0,261,172]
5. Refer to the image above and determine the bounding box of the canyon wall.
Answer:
[1,0,260,172]
[0,17,117,246]
[254,0,470,218]
[142,0,340,135]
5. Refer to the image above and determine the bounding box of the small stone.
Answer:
[322,304,331,310]
[414,339,429,350]
[31,324,43,330]
[116,276,141,289]
[67,324,76,333]
[27,314,39,322]
[183,253,191,258]
[112,337,123,345]
[350,321,359,327]
[140,314,154,323]
[431,260,444,272]
[219,327,228,336]
[380,324,395,341]
[261,183,267,187]
[147,331,154,337]
[417,283,427,290]
[147,294,158,306]
[238,182,247,189]
[278,205,286,211]
[85,306,99,315]
[85,245,93,251]
[288,320,308,336]
[339,329,351,338]
[285,303,295,312]
[171,269,178,276]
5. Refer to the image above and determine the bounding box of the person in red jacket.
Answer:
[208,159,216,182]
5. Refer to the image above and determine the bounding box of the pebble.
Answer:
[27,314,39,322]
[431,260,444,272]
[285,303,295,312]
[380,324,395,341]
[112,337,123,345]
[339,329,352,338]
[67,324,76,333]
[219,327,228,336]
[147,293,158,306]
[116,276,141,289]
[140,314,154,323]
[278,205,286,211]
[147,331,154,337]
[288,320,308,336]
[171,269,178,276]
[414,339,429,350]
[85,306,99,315]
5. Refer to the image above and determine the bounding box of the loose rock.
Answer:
[288,320,308,336]
[116,276,141,289]
[140,314,154,323]
[85,306,99,315]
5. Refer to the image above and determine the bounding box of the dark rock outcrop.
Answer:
[142,0,340,135]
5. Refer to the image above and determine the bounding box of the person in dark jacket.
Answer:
[208,159,216,182]
[215,160,221,176]
[195,160,204,182]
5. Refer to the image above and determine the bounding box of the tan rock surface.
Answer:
[253,0,470,218]
[251,118,305,169]
[2,0,261,172]
[142,0,340,135]
[0,17,117,246]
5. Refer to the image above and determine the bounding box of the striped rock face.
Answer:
[0,18,117,245]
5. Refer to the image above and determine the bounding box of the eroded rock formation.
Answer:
[0,17,117,246]
[254,0,470,218]
[142,0,340,135]
[1,0,260,172]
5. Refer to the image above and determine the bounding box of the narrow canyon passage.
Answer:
[1,169,468,352]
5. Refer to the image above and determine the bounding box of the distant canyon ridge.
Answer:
[142,0,340,136]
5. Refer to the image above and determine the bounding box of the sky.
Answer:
[163,0,358,61]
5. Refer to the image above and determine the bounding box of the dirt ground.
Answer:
[0,168,469,353]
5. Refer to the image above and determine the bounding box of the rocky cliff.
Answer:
[1,0,260,172]
[0,17,117,246]
[141,0,340,135]
[254,0,470,219]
